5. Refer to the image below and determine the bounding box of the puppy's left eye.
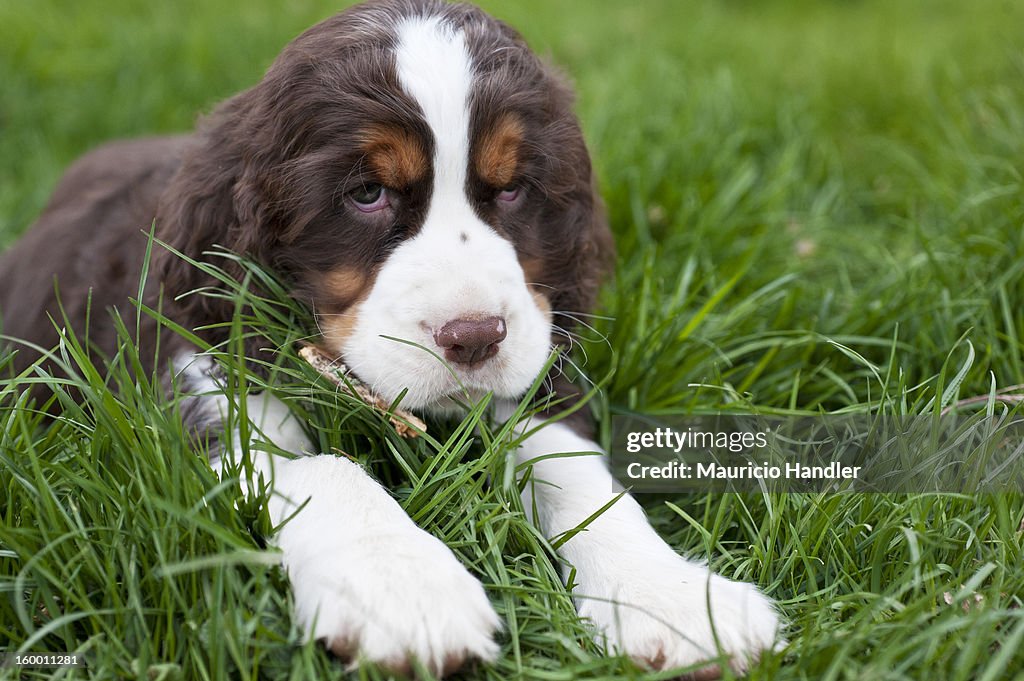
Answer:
[496,186,520,202]
[351,183,390,212]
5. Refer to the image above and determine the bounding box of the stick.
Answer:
[298,344,427,438]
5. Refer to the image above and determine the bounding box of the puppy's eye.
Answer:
[496,186,520,202]
[351,183,389,212]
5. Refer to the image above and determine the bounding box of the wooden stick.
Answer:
[298,344,427,438]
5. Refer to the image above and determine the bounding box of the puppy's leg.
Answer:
[177,355,500,676]
[514,418,781,676]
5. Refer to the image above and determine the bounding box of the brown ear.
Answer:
[532,171,613,438]
[539,72,615,343]
[553,175,614,329]
[152,94,276,353]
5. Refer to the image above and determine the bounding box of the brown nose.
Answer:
[433,316,507,366]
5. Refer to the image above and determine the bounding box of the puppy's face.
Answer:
[208,1,608,410]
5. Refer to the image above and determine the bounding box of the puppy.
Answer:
[0,0,781,675]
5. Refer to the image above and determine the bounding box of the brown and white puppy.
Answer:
[0,0,780,676]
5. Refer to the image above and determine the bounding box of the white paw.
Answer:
[575,549,782,677]
[284,527,501,676]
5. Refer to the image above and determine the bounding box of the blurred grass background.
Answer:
[1,0,1024,679]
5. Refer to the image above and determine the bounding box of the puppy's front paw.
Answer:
[285,528,500,676]
[576,550,781,678]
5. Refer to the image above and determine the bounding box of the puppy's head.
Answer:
[158,0,612,410]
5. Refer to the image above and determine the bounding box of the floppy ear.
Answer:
[153,93,279,353]
[525,69,614,433]
[551,175,614,331]
[539,73,615,344]
[530,171,614,438]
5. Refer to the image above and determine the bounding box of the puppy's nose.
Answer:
[434,316,507,366]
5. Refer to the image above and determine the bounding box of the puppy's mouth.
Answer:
[326,341,517,409]
[429,360,540,412]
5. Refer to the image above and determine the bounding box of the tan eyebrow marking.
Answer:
[358,125,428,189]
[476,113,524,188]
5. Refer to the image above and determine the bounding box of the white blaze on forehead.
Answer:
[394,15,473,201]
[336,13,551,409]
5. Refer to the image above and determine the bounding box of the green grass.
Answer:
[2,0,1024,679]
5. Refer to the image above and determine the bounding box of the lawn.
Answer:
[1,0,1023,679]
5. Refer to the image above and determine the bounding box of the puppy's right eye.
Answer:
[351,183,389,212]
[496,186,520,203]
